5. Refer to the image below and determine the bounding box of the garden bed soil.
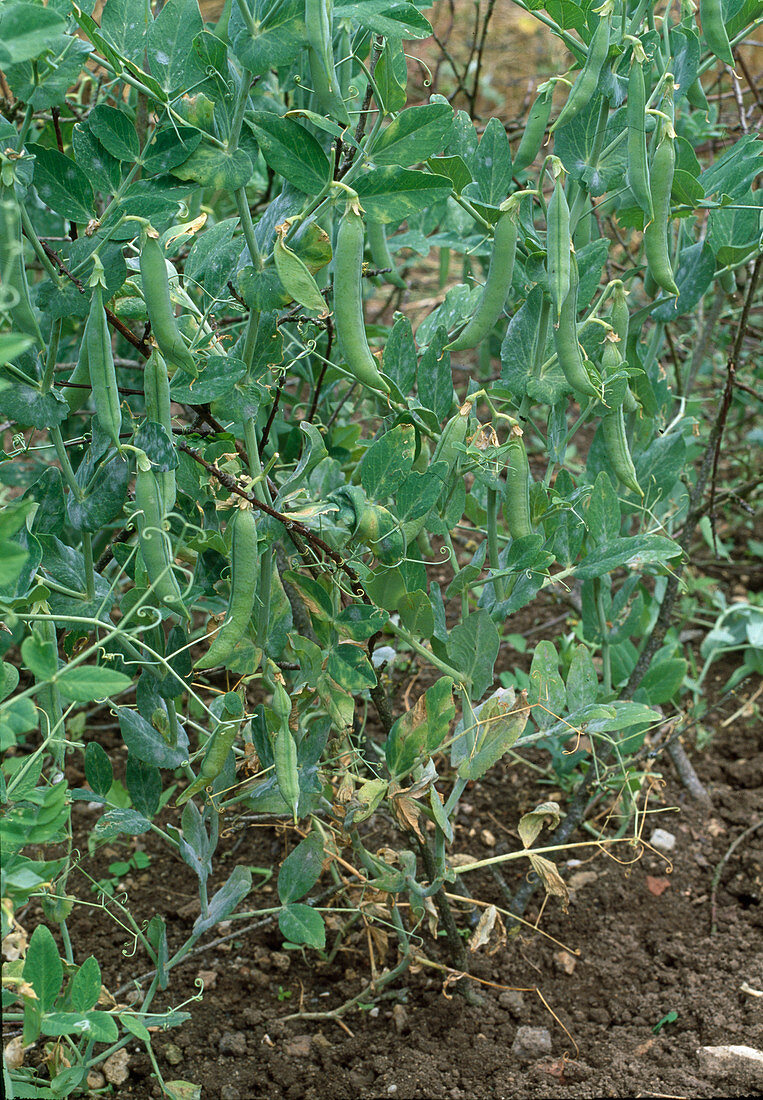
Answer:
[40,659,763,1100]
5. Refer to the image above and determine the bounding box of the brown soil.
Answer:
[21,653,760,1100]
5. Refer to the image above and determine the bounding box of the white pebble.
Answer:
[649,828,676,852]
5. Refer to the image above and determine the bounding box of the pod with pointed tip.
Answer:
[446,207,518,352]
[196,508,259,669]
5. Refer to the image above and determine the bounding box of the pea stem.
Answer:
[486,488,506,603]
[386,619,468,688]
[82,533,96,601]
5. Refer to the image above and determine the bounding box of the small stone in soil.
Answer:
[103,1049,130,1085]
[270,952,291,971]
[220,1085,241,1099]
[498,990,525,1017]
[480,828,497,847]
[218,1031,247,1056]
[164,1042,183,1066]
[650,828,677,851]
[283,1034,312,1058]
[86,1071,106,1090]
[511,1026,552,1060]
[392,1004,408,1033]
[197,968,218,989]
[697,1044,763,1087]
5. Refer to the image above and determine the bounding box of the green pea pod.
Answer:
[333,201,390,395]
[135,465,190,619]
[643,132,679,297]
[34,618,65,768]
[176,719,238,806]
[143,348,176,515]
[367,219,406,289]
[686,77,710,112]
[551,13,611,133]
[626,61,654,225]
[196,507,259,669]
[609,286,638,412]
[86,286,123,451]
[446,206,519,351]
[61,340,91,414]
[0,184,44,349]
[140,227,198,377]
[504,432,533,540]
[274,223,328,314]
[600,406,643,495]
[274,725,300,823]
[306,0,351,125]
[547,173,571,322]
[553,255,599,398]
[513,82,554,174]
[700,0,734,66]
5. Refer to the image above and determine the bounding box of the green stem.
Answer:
[18,204,61,281]
[594,577,612,695]
[235,189,262,270]
[42,318,62,393]
[82,533,95,601]
[486,488,506,602]
[386,620,469,688]
[50,426,83,499]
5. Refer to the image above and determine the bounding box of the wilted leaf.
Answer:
[518,801,562,849]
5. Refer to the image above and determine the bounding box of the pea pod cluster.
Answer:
[176,718,239,806]
[266,663,300,822]
[504,430,534,540]
[85,286,122,451]
[550,11,611,133]
[139,226,197,377]
[135,462,190,619]
[700,0,735,66]
[643,83,679,298]
[513,82,554,174]
[547,168,571,322]
[196,507,259,670]
[553,254,599,398]
[143,349,176,515]
[446,203,519,352]
[333,200,390,395]
[626,60,654,225]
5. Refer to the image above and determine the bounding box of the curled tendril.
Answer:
[404,53,433,87]
[347,83,360,99]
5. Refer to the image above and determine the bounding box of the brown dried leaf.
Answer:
[529,854,569,910]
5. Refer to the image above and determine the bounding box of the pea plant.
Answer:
[1,0,761,1095]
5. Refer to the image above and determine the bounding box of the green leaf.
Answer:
[0,3,66,65]
[375,37,407,114]
[278,903,325,949]
[125,756,162,818]
[229,0,305,75]
[585,472,620,546]
[566,644,597,711]
[23,925,62,1012]
[68,956,101,1013]
[170,357,247,405]
[398,589,435,638]
[383,314,417,394]
[528,640,566,729]
[457,688,529,780]
[371,103,453,167]
[0,537,29,588]
[0,369,70,430]
[68,449,130,533]
[142,127,203,176]
[636,657,688,705]
[193,864,252,935]
[500,285,543,399]
[326,643,377,691]
[446,610,500,699]
[575,535,681,579]
[171,144,253,191]
[385,676,454,778]
[116,706,190,769]
[146,0,207,94]
[21,635,58,681]
[27,144,94,223]
[354,167,451,223]
[94,808,152,840]
[250,113,331,195]
[334,603,389,640]
[471,117,513,205]
[185,218,241,297]
[84,742,113,798]
[277,832,325,904]
[417,328,453,420]
[554,98,627,196]
[360,423,416,498]
[335,0,433,39]
[41,1011,118,1043]
[88,104,140,161]
[56,665,132,702]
